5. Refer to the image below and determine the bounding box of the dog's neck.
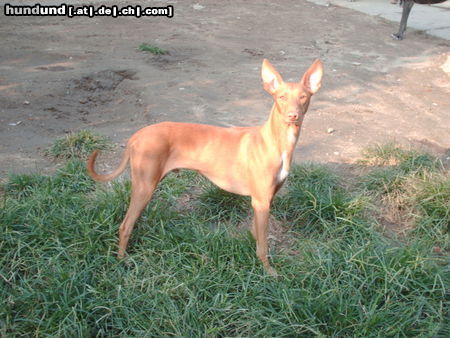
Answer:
[261,103,301,156]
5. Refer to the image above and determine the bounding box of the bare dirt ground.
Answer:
[1,0,449,178]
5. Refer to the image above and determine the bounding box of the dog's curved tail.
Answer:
[87,149,129,182]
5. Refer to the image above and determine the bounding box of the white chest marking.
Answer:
[288,128,298,145]
[277,151,289,183]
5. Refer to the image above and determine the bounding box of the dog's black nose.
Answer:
[287,111,299,120]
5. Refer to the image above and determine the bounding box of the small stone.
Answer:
[327,128,335,134]
[193,4,204,10]
[8,121,22,126]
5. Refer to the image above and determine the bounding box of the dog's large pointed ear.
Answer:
[300,59,323,94]
[261,59,284,95]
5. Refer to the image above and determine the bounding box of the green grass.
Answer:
[273,164,368,232]
[359,143,441,194]
[405,172,450,250]
[45,130,110,160]
[1,143,448,336]
[358,143,449,249]
[138,43,168,55]
[360,142,437,168]
[197,183,250,223]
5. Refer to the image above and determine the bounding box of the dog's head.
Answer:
[261,58,323,125]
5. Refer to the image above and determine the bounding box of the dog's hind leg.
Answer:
[117,156,163,258]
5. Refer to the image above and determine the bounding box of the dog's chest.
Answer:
[277,151,289,183]
[276,128,298,184]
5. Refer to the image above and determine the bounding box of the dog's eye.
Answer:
[299,94,307,100]
[278,95,287,101]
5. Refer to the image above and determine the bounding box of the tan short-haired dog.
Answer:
[88,59,323,275]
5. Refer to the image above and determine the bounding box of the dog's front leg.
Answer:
[251,198,277,276]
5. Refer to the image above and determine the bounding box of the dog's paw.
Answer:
[266,266,279,277]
